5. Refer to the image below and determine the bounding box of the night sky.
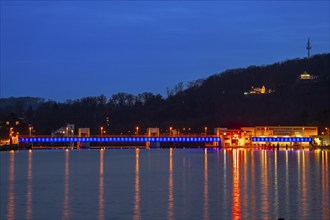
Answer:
[1,1,329,101]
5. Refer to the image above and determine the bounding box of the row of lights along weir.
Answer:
[18,137,221,143]
[252,137,312,142]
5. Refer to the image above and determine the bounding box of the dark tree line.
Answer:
[1,53,329,136]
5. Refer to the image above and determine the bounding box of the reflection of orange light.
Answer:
[133,149,141,220]
[204,148,209,220]
[63,151,69,219]
[232,149,240,220]
[260,150,269,218]
[250,150,256,216]
[321,151,329,219]
[274,151,279,215]
[26,149,32,219]
[8,152,15,220]
[301,151,307,217]
[99,149,104,220]
[26,150,33,220]
[168,148,174,220]
[285,151,289,215]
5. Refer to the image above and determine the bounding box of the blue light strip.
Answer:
[18,137,221,143]
[251,137,312,142]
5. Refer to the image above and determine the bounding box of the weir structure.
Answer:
[18,135,221,148]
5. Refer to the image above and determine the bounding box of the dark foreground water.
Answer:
[1,148,329,220]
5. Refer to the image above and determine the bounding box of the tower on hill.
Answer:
[306,38,311,58]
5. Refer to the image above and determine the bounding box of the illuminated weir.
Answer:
[18,136,221,145]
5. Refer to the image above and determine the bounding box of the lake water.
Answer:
[1,148,329,220]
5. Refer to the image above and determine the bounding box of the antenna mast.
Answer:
[306,38,311,58]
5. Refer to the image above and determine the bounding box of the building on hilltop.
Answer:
[244,85,274,95]
[298,71,318,80]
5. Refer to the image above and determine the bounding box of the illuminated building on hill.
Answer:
[244,85,274,95]
[299,71,318,80]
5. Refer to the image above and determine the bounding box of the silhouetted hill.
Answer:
[1,53,329,135]
[166,53,330,128]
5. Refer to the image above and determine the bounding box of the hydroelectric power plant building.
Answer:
[216,126,318,147]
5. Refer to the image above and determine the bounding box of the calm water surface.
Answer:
[1,149,329,219]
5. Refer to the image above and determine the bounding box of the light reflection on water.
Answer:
[98,149,104,220]
[26,150,33,220]
[203,148,209,220]
[232,149,240,220]
[7,152,15,220]
[62,150,70,220]
[1,149,330,219]
[322,151,329,219]
[133,149,141,220]
[167,148,174,220]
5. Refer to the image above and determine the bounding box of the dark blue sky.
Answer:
[1,1,329,101]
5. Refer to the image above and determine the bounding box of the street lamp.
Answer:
[66,127,68,137]
[205,126,208,135]
[136,126,139,136]
[29,126,32,136]
[170,126,172,136]
[302,127,305,136]
[100,126,103,136]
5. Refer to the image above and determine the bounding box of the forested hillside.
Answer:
[1,53,329,136]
